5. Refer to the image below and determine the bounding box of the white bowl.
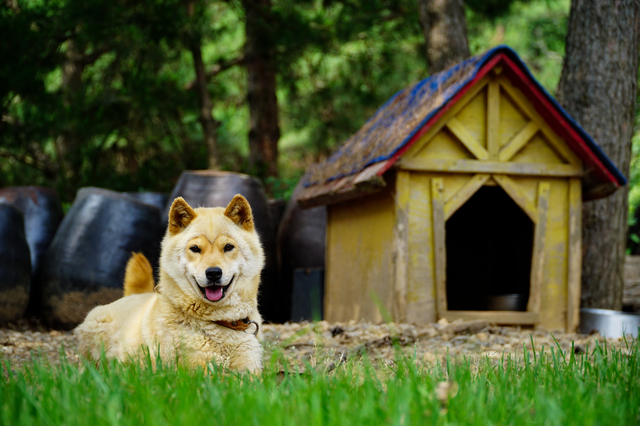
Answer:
[579,308,640,338]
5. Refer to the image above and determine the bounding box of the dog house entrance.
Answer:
[445,186,534,311]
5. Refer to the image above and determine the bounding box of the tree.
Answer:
[0,0,200,200]
[185,0,220,170]
[556,0,640,309]
[242,0,280,179]
[417,0,470,73]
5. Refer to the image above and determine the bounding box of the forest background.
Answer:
[2,0,606,202]
[3,0,640,312]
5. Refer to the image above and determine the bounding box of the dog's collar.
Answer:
[214,318,259,336]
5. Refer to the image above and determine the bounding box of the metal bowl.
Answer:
[484,294,528,311]
[579,308,640,338]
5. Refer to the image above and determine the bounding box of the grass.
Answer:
[1,338,639,425]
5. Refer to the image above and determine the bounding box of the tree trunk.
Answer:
[186,1,219,170]
[417,0,470,74]
[556,0,640,310]
[55,40,85,199]
[242,0,280,178]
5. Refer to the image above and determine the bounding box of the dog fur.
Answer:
[75,195,265,372]
[123,252,155,297]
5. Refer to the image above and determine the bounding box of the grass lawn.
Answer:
[1,338,639,425]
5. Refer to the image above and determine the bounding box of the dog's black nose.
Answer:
[206,267,223,282]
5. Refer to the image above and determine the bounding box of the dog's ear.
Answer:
[224,194,254,231]
[168,197,197,235]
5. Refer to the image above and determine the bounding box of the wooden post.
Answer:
[487,79,500,159]
[431,177,447,316]
[527,181,550,313]
[394,171,410,322]
[567,178,582,331]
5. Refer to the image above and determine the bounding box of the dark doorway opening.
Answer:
[445,185,534,311]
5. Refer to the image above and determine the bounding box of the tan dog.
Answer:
[75,195,265,372]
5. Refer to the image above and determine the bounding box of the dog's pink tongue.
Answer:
[205,286,223,301]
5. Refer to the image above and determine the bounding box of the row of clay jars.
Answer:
[38,187,165,328]
[0,172,327,327]
[0,187,170,326]
[0,187,63,322]
[35,173,284,327]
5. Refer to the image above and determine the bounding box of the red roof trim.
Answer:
[499,55,619,186]
[378,53,620,188]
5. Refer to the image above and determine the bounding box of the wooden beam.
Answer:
[296,161,389,209]
[527,181,550,313]
[393,170,410,322]
[431,178,447,316]
[353,161,388,185]
[498,77,581,166]
[566,178,582,332]
[446,117,489,160]
[442,310,539,325]
[487,80,500,159]
[498,121,539,162]
[493,175,538,223]
[402,78,491,160]
[444,174,490,220]
[399,158,583,177]
[538,126,583,167]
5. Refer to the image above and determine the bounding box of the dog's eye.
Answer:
[190,245,201,253]
[224,244,234,252]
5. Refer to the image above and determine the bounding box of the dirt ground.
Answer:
[0,318,633,372]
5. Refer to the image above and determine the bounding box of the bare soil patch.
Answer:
[0,318,631,371]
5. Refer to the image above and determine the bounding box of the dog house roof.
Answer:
[297,45,626,208]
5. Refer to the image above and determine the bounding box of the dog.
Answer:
[75,195,265,372]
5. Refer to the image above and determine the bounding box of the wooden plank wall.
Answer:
[325,187,396,323]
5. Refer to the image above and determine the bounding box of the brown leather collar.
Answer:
[214,318,260,336]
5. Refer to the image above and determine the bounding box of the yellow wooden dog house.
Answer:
[296,46,625,331]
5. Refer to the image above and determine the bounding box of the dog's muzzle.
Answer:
[198,272,234,302]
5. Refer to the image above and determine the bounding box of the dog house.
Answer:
[296,46,626,331]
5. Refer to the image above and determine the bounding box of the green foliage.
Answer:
[1,339,640,424]
[5,0,634,209]
[264,173,304,201]
[629,113,640,222]
[277,0,424,160]
[1,0,197,199]
[467,0,570,91]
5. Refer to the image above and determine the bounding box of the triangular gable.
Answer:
[297,46,625,208]
[402,71,583,171]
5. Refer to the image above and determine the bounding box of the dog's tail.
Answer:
[123,252,155,296]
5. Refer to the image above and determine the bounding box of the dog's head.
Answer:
[160,195,264,314]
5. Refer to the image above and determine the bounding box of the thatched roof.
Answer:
[296,46,626,208]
